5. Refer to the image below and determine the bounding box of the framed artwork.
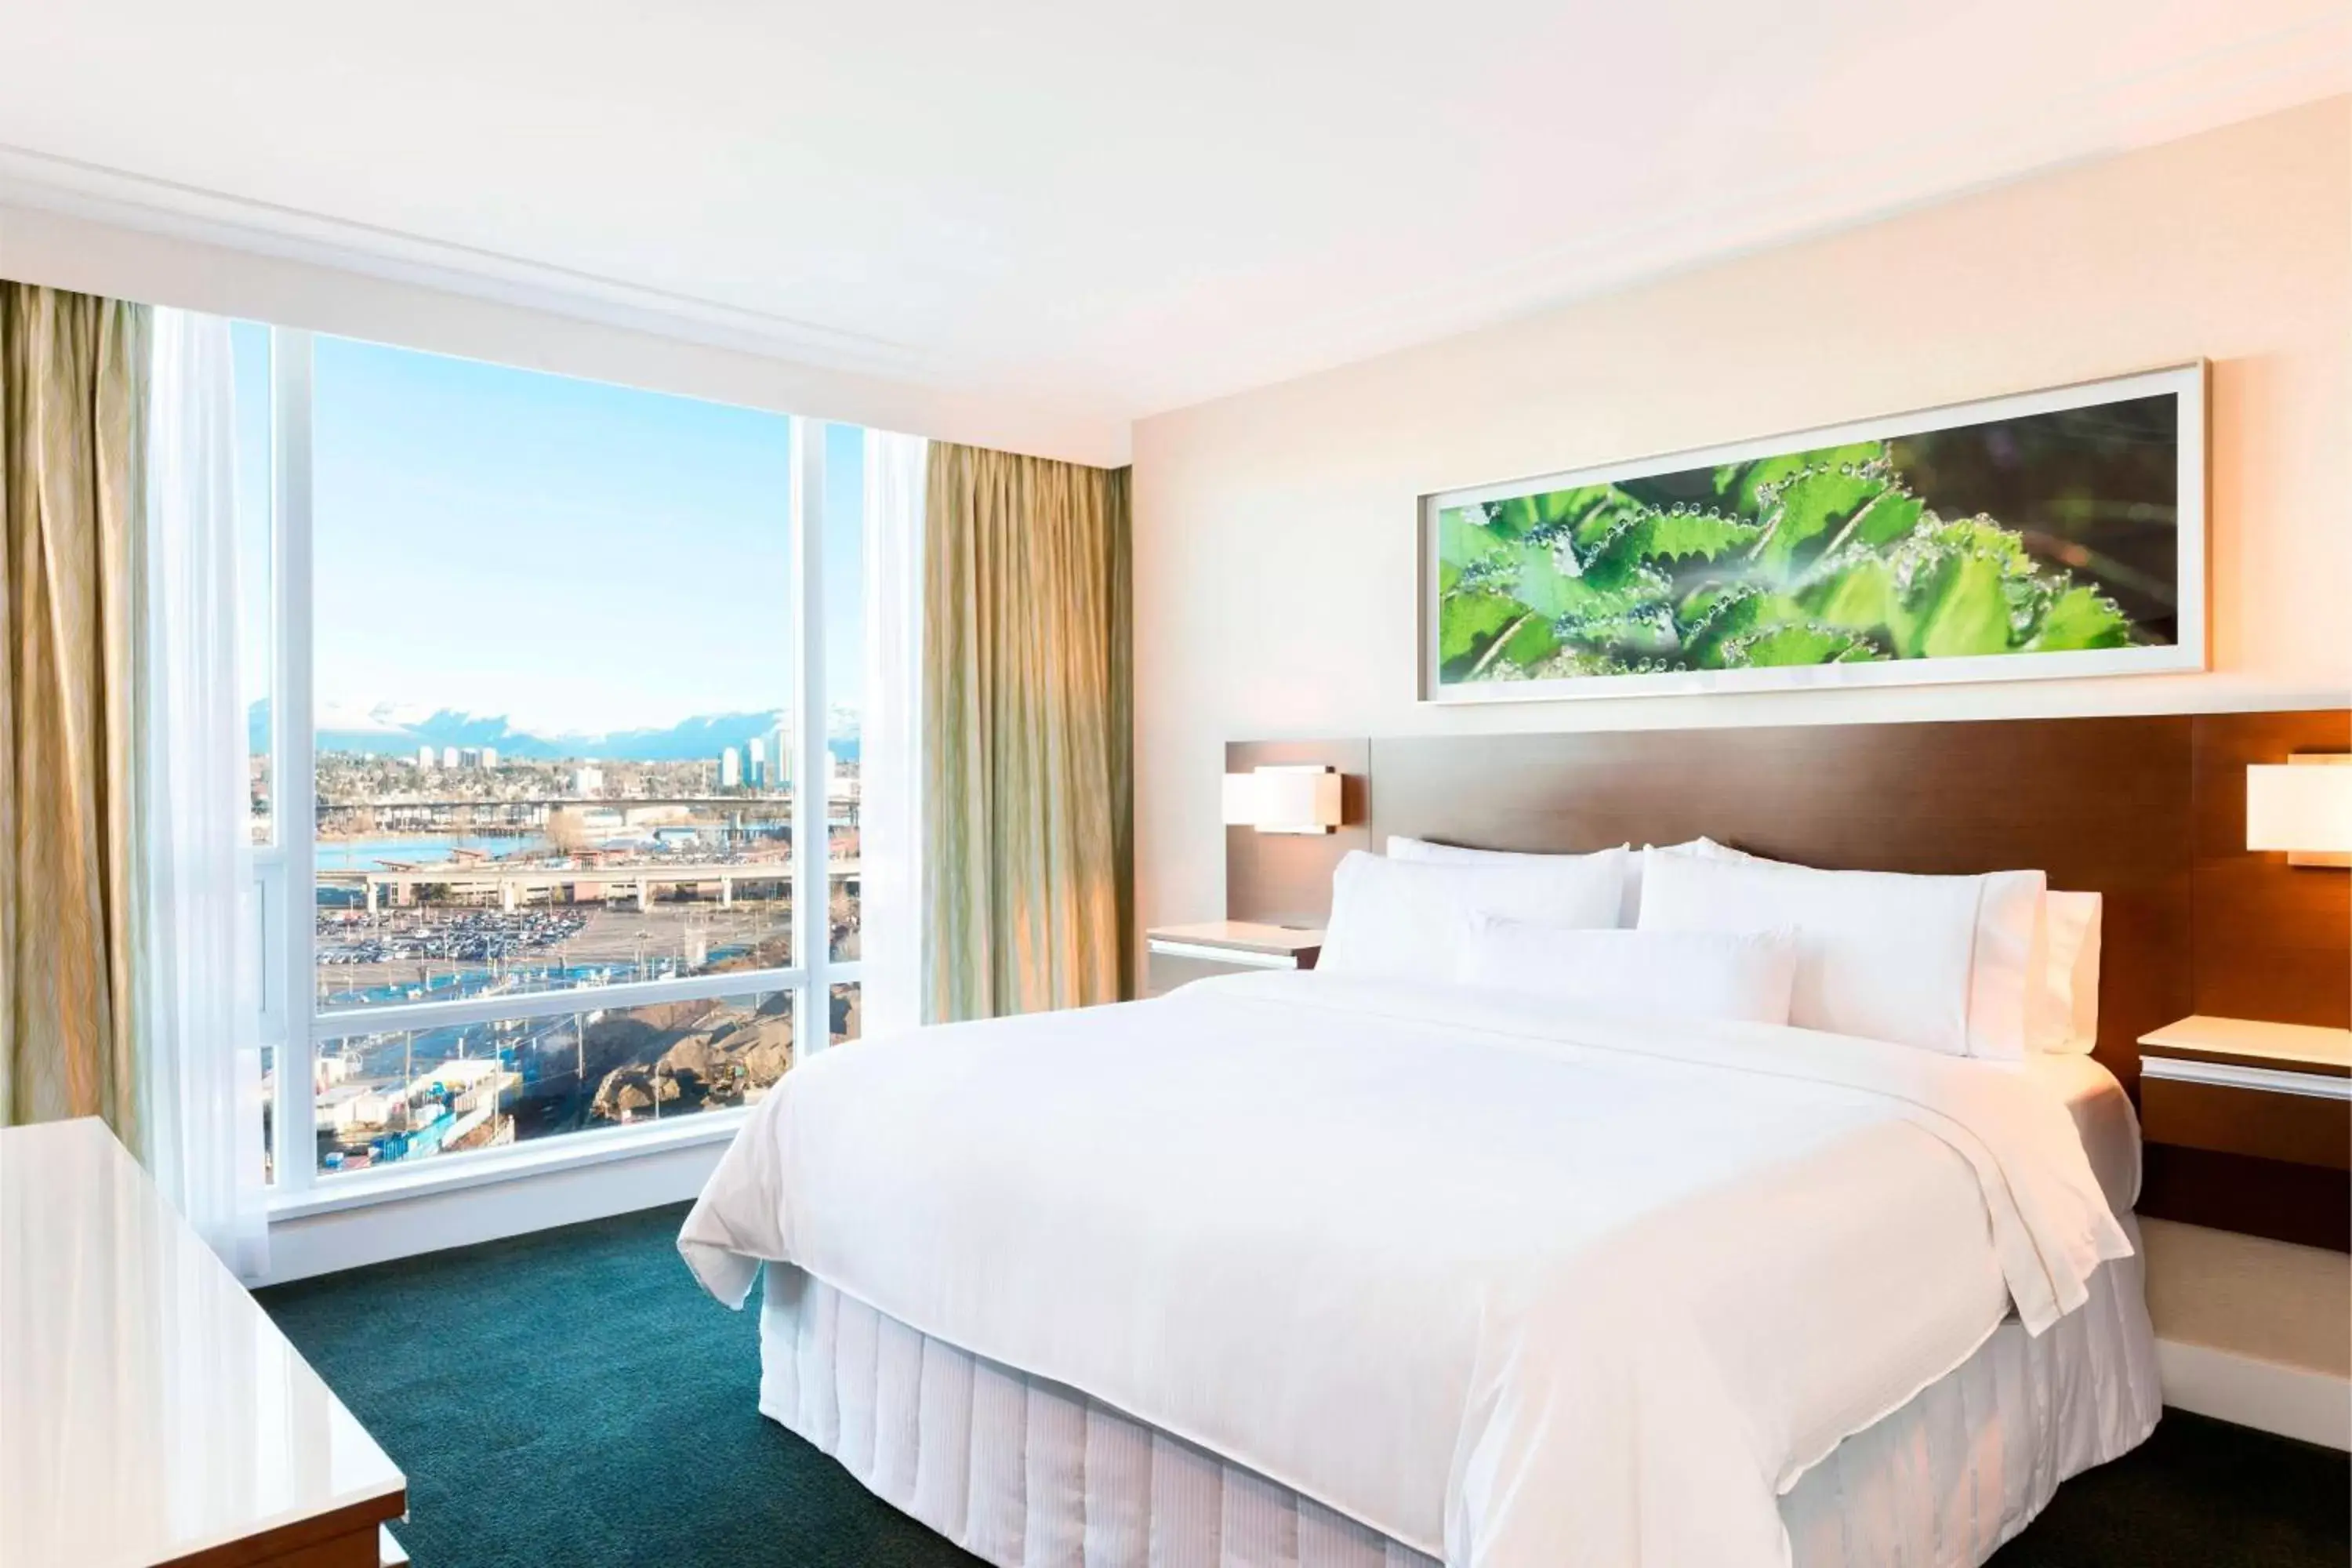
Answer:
[1420,363,2206,703]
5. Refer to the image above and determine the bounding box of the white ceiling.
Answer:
[1,0,2344,456]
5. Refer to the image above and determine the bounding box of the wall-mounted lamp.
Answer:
[1221,764,1345,835]
[2246,755,2352,868]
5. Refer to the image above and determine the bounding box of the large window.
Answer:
[248,328,866,1191]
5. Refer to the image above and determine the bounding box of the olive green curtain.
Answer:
[1,281,149,1146]
[922,443,1131,1022]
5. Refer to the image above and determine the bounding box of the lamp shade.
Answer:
[1221,765,1343,834]
[1219,771,1262,826]
[2246,760,2352,853]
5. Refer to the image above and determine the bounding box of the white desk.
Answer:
[0,1119,405,1566]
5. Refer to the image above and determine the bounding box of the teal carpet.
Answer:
[259,1204,2348,1568]
[260,1204,978,1567]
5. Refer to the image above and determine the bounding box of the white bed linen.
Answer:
[682,972,2129,1568]
[1459,920,1798,1025]
[2031,895,2105,1051]
[746,1046,2154,1568]
[2027,1049,2140,1217]
[753,1233,2157,1568]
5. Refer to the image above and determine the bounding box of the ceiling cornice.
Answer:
[0,140,946,386]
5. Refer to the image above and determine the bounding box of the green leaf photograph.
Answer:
[1425,368,2204,701]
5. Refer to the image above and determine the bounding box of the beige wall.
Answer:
[2142,1218,2351,1446]
[1131,98,2351,933]
[2143,1218,2350,1377]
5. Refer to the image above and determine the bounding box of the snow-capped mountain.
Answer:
[264,701,862,762]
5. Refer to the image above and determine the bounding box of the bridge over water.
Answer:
[325,794,827,811]
[317,859,862,913]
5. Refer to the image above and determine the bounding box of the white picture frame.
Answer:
[1419,362,2208,705]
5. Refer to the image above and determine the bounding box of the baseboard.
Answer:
[2158,1336,2352,1450]
[256,1136,725,1287]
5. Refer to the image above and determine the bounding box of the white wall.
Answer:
[260,1135,726,1287]
[1131,98,2352,935]
[0,201,1129,466]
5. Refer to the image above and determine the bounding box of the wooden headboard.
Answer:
[1226,709,2350,1247]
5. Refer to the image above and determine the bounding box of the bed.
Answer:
[681,967,2160,1568]
[671,705,2336,1567]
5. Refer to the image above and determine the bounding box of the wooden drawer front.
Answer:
[2142,1075,2350,1171]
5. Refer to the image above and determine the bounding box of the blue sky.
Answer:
[234,325,865,737]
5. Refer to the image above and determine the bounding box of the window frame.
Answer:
[256,328,859,1210]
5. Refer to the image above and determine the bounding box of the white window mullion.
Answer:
[250,846,285,1049]
[790,416,829,1051]
[273,328,318,1195]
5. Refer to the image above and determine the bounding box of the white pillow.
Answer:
[1635,849,2046,1059]
[1321,849,1628,982]
[1667,841,2098,1053]
[1387,834,1614,863]
[1634,836,1755,922]
[2031,891,2103,1053]
[1664,840,2097,1053]
[1459,917,1799,1026]
[1388,834,1697,926]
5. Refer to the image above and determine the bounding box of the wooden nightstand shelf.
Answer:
[1145,921,1323,997]
[2138,1016,2351,1172]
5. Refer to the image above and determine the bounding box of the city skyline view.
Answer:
[240,325,869,1183]
[270,696,866,763]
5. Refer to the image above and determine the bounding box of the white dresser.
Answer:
[0,1119,406,1567]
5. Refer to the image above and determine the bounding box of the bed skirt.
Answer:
[756,1218,2160,1568]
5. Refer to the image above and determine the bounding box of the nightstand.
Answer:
[1145,921,1323,997]
[2138,1015,2351,1171]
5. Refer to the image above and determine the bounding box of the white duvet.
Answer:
[681,971,2129,1568]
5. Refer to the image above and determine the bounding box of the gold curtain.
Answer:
[923,443,1131,1022]
[1,282,148,1145]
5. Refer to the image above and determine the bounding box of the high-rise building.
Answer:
[441,746,461,769]
[417,745,435,769]
[771,724,792,788]
[572,765,604,797]
[720,746,742,789]
[747,737,767,788]
[479,746,499,770]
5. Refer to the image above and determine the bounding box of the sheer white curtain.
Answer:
[859,429,927,1040]
[137,307,267,1277]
